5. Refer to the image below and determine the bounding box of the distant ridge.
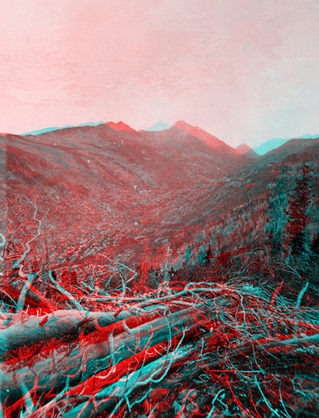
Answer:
[106,121,135,131]
[173,120,240,157]
[236,144,259,159]
[22,121,104,136]
[254,133,319,155]
[254,138,291,155]
[146,121,171,131]
[236,144,251,154]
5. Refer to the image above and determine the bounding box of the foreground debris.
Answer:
[0,277,319,417]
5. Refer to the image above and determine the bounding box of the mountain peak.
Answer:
[173,120,191,129]
[146,121,171,131]
[106,121,135,132]
[172,121,240,157]
[236,144,252,154]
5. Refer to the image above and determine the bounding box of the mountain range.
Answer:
[17,119,319,157]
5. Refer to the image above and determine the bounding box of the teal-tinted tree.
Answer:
[286,163,313,256]
[196,246,206,265]
[204,244,213,264]
[265,163,290,256]
[197,244,213,265]
[183,244,193,265]
[310,234,319,255]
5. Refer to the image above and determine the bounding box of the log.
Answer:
[62,341,198,418]
[0,306,164,361]
[0,303,212,407]
[23,333,192,417]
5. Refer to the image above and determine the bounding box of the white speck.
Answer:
[100,144,102,146]
[135,222,138,225]
[87,160,90,163]
[134,185,137,189]
[54,143,56,146]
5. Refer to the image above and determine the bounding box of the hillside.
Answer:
[172,121,240,158]
[1,125,318,278]
[0,123,247,282]
[260,136,319,162]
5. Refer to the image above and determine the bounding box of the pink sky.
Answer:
[1,0,319,147]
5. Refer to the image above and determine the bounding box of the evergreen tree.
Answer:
[168,266,176,279]
[197,246,206,265]
[265,164,289,256]
[183,244,192,265]
[310,234,319,255]
[286,163,312,256]
[290,231,306,256]
[204,244,213,264]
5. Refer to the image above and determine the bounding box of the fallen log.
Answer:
[0,305,166,362]
[0,304,180,362]
[0,302,212,407]
[1,279,319,418]
[61,340,199,418]
[22,333,193,417]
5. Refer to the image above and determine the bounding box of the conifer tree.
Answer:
[183,244,192,265]
[204,244,213,264]
[310,234,319,255]
[286,163,312,256]
[265,164,290,256]
[197,246,206,265]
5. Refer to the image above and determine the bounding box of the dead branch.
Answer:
[48,270,84,311]
[3,280,56,312]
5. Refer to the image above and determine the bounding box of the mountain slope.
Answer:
[236,144,251,154]
[21,121,104,136]
[258,136,319,164]
[172,121,240,158]
[254,134,319,156]
[1,122,318,284]
[0,123,245,274]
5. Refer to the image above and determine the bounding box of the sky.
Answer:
[1,0,319,148]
